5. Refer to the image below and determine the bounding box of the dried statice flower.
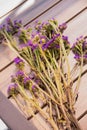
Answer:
[7,83,18,96]
[14,57,24,70]
[72,36,87,64]
[59,22,67,33]
[17,28,30,43]
[14,57,23,64]
[27,40,38,50]
[6,18,22,34]
[42,33,60,50]
[23,76,31,89]
[16,70,25,83]
[16,70,24,77]
[0,18,22,44]
[32,85,36,90]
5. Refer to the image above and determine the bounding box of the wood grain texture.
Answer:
[79,115,87,130]
[74,73,87,118]
[0,44,16,71]
[64,9,87,43]
[0,0,59,24]
[29,0,87,26]
[0,0,25,17]
[0,91,37,130]
[0,64,16,96]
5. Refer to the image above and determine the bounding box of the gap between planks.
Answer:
[0,0,28,19]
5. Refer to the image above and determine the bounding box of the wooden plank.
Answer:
[0,91,37,130]
[74,73,87,118]
[79,115,87,130]
[0,64,16,96]
[0,44,16,71]
[29,111,52,130]
[64,9,87,43]
[0,0,59,24]
[0,0,87,70]
[0,0,25,17]
[29,0,87,26]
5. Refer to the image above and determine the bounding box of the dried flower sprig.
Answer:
[3,19,84,130]
[72,36,87,64]
[0,18,22,44]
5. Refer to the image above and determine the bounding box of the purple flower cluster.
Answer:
[27,40,38,50]
[6,18,22,34]
[42,33,60,50]
[72,36,87,64]
[0,18,22,44]
[59,23,67,33]
[16,70,24,77]
[14,57,24,64]
[23,77,31,84]
[7,83,18,96]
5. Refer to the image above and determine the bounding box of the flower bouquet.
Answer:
[0,18,87,130]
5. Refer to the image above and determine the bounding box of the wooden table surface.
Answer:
[0,0,87,130]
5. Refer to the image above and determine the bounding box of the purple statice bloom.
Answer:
[6,18,12,25]
[62,35,70,44]
[32,85,36,90]
[42,34,60,50]
[76,36,83,41]
[53,33,60,40]
[16,70,24,77]
[6,25,11,33]
[74,54,80,59]
[83,54,87,58]
[17,28,22,37]
[82,41,87,50]
[0,25,4,30]
[14,20,18,25]
[27,40,33,46]
[39,35,46,44]
[42,39,54,50]
[14,57,23,64]
[31,34,35,38]
[7,83,18,95]
[23,77,30,84]
[55,44,60,48]
[62,35,68,41]
[72,42,77,49]
[27,40,38,50]
[59,22,67,32]
[14,20,22,29]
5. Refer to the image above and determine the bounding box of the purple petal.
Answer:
[14,57,23,64]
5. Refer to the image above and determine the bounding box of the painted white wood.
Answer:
[0,44,16,70]
[0,0,24,17]
[0,64,16,96]
[79,115,87,130]
[64,9,87,43]
[74,73,87,118]
[30,0,87,26]
[0,0,58,24]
